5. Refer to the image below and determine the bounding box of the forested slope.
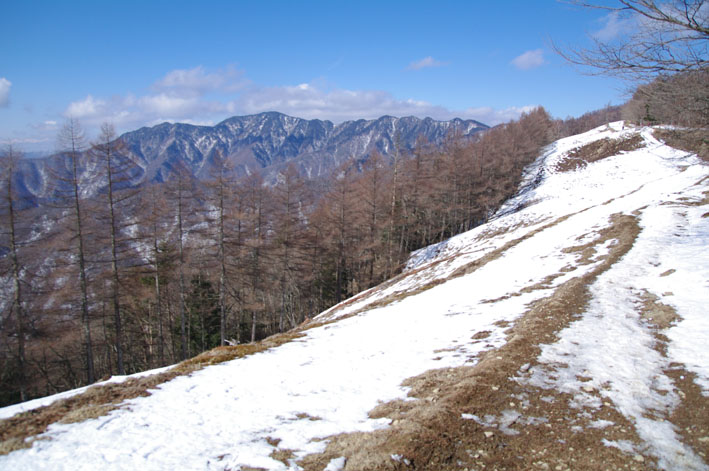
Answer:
[0,108,553,405]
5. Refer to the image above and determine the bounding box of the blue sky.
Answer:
[0,0,630,153]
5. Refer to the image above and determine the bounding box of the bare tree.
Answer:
[204,150,236,345]
[0,145,28,400]
[241,172,269,343]
[357,150,387,286]
[91,122,139,374]
[271,164,309,331]
[166,163,195,360]
[622,67,709,124]
[57,118,96,384]
[556,0,708,80]
[136,182,172,365]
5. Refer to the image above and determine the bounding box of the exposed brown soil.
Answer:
[665,369,709,462]
[556,135,645,172]
[640,287,709,465]
[640,291,679,329]
[298,214,667,471]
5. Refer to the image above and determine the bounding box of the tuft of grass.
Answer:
[270,447,296,466]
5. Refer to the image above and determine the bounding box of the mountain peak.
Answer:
[116,113,489,184]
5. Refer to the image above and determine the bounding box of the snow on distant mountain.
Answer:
[1,122,707,470]
[13,112,487,203]
[120,112,486,183]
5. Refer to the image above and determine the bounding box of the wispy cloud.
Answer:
[593,11,634,41]
[407,56,448,70]
[0,77,11,107]
[511,49,545,70]
[153,65,248,96]
[238,82,448,121]
[238,82,532,126]
[461,105,539,126]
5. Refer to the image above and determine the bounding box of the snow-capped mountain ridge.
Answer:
[13,112,487,205]
[2,122,707,471]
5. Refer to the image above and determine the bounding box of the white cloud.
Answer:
[511,49,545,70]
[238,82,531,126]
[138,94,198,116]
[593,11,634,41]
[238,83,452,122]
[460,105,538,126]
[65,95,106,118]
[153,65,248,96]
[407,56,448,70]
[56,67,533,139]
[61,66,247,131]
[0,77,11,107]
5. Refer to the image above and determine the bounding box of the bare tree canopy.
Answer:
[556,0,708,80]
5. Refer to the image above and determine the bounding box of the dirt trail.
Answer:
[298,213,705,471]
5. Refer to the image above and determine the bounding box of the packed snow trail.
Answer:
[1,122,707,470]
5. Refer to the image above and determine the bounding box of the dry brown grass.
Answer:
[0,330,308,456]
[299,214,655,471]
[640,291,679,329]
[653,128,709,162]
[556,134,645,172]
[265,436,296,466]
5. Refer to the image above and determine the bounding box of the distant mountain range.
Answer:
[15,112,488,203]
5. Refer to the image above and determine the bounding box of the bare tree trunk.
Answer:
[154,235,165,366]
[176,172,188,360]
[94,123,125,375]
[59,118,95,384]
[2,145,27,401]
[250,310,257,343]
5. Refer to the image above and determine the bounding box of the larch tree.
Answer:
[56,118,96,384]
[271,164,309,331]
[356,150,387,286]
[204,149,236,346]
[241,171,269,342]
[0,145,28,401]
[137,182,172,365]
[91,122,138,375]
[318,159,362,304]
[166,163,195,360]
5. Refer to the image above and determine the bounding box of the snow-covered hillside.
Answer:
[1,122,707,471]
